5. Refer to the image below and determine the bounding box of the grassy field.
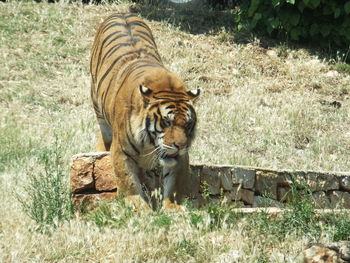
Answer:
[1,1,350,262]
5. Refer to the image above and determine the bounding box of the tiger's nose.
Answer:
[175,143,187,150]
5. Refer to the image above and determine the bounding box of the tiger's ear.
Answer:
[186,88,200,102]
[139,85,153,101]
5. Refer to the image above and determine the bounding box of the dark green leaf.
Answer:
[322,5,333,15]
[248,0,260,17]
[345,2,350,14]
[290,13,300,26]
[310,24,318,36]
[309,0,320,9]
[334,8,341,18]
[272,0,280,8]
[290,27,302,40]
[320,24,331,37]
[302,0,309,6]
[297,1,305,12]
[268,17,280,29]
[266,24,274,35]
[253,12,262,21]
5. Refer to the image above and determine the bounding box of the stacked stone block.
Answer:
[70,152,350,209]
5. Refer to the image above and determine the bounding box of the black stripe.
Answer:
[134,30,156,45]
[157,108,166,129]
[187,105,196,135]
[132,33,156,47]
[101,76,114,112]
[102,22,126,33]
[132,70,146,81]
[154,90,186,95]
[105,43,132,59]
[105,33,129,48]
[143,44,158,52]
[159,119,165,129]
[131,62,164,71]
[153,95,187,100]
[127,133,140,154]
[128,21,152,32]
[145,117,155,145]
[148,103,160,111]
[153,113,162,133]
[97,51,136,91]
[163,172,171,178]
[159,100,189,104]
[95,31,123,77]
[122,149,137,164]
[118,62,164,90]
[165,105,176,109]
[138,49,161,62]
[102,31,124,48]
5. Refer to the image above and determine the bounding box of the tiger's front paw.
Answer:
[162,198,186,212]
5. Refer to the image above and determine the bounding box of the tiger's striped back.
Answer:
[90,13,164,123]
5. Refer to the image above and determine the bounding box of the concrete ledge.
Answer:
[70,152,350,209]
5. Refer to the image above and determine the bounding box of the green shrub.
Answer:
[235,0,350,49]
[16,139,74,231]
[247,179,350,243]
[151,212,172,230]
[88,199,134,229]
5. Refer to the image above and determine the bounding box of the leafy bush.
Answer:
[247,179,350,243]
[16,139,74,231]
[88,200,134,229]
[235,0,350,48]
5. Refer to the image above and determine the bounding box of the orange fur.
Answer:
[90,13,199,210]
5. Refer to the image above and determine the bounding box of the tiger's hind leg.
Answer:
[96,118,112,151]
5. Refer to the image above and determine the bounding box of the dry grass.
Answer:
[1,1,350,262]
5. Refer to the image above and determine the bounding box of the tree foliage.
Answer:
[235,0,350,48]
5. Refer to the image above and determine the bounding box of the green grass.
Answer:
[1,0,350,262]
[15,138,74,232]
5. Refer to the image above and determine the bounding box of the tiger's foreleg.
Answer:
[162,154,190,211]
[96,118,112,151]
[110,140,153,210]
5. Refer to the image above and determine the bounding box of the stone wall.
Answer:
[70,152,350,209]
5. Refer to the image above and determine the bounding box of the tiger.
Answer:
[90,13,200,211]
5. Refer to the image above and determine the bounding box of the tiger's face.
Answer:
[138,81,200,168]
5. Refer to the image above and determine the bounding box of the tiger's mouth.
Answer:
[165,152,178,158]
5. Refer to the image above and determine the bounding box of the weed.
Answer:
[88,199,133,229]
[217,27,233,43]
[253,180,321,240]
[16,137,74,231]
[205,202,243,231]
[0,122,31,172]
[175,239,198,258]
[335,63,350,75]
[188,210,204,229]
[151,212,172,230]
[322,213,350,242]
[246,179,350,246]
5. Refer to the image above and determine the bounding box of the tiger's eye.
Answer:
[163,118,172,127]
[166,120,172,126]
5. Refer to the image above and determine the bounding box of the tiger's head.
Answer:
[137,71,200,168]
